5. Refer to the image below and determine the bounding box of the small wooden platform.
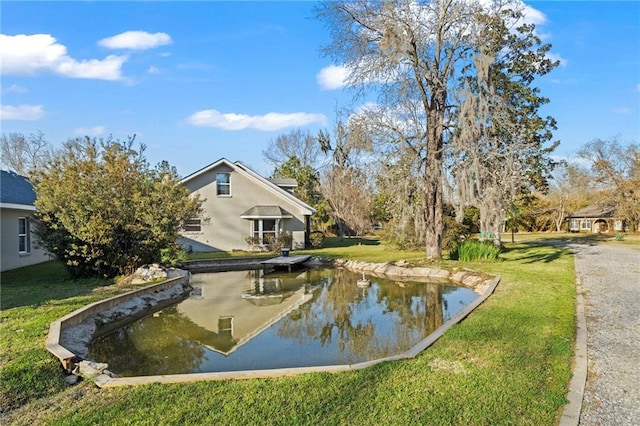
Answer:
[261,255,311,272]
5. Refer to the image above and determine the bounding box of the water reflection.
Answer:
[89,268,478,376]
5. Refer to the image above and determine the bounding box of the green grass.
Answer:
[0,262,153,413]
[1,237,580,425]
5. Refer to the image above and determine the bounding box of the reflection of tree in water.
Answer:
[375,279,444,337]
[89,305,208,376]
[275,268,445,362]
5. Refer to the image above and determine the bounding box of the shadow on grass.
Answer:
[0,261,113,310]
[501,242,567,264]
[322,236,381,248]
[501,234,617,264]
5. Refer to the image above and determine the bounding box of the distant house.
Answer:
[1,171,50,271]
[179,159,316,252]
[567,204,626,233]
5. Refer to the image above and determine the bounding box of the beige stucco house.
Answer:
[179,159,316,252]
[1,170,50,271]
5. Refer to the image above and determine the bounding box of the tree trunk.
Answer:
[424,107,444,259]
[554,200,565,232]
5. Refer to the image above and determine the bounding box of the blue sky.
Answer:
[1,1,638,178]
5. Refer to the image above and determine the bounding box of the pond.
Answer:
[88,268,479,377]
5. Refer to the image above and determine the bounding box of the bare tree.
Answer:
[546,162,596,232]
[320,120,373,238]
[262,129,323,172]
[1,131,54,176]
[578,138,640,231]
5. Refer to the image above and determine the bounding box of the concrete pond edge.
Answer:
[46,269,191,374]
[46,258,500,388]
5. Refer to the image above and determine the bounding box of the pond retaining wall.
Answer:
[47,258,499,387]
[46,271,190,372]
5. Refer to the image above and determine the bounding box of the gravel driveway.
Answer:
[571,242,640,425]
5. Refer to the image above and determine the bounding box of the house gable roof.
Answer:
[569,205,616,218]
[181,158,316,216]
[0,170,37,210]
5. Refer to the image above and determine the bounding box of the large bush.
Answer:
[32,136,203,278]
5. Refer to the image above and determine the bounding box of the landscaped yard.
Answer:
[1,233,610,425]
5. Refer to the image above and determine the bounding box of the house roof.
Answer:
[569,205,616,218]
[181,158,316,216]
[0,170,37,210]
[240,205,293,219]
[268,178,297,188]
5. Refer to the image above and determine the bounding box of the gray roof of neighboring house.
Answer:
[268,178,297,188]
[569,205,616,218]
[0,170,36,206]
[240,206,293,219]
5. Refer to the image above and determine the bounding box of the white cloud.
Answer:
[521,3,547,26]
[74,126,105,136]
[317,65,348,90]
[98,31,172,50]
[1,84,28,94]
[0,104,44,121]
[148,65,160,74]
[186,109,327,131]
[0,34,127,80]
[612,107,631,115]
[636,83,640,92]
[547,52,568,67]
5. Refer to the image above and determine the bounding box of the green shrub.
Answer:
[443,216,471,252]
[309,231,325,248]
[160,246,188,266]
[452,239,501,261]
[264,232,293,253]
[615,232,625,241]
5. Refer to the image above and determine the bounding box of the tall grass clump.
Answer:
[453,239,501,261]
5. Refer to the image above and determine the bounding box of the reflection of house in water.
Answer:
[177,270,312,356]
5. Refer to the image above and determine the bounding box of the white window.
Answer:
[184,219,201,232]
[580,219,591,231]
[570,219,580,231]
[252,219,277,244]
[18,217,30,254]
[218,316,233,338]
[216,173,230,196]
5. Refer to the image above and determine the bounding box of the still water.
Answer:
[89,268,478,376]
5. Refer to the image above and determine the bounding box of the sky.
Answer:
[1,1,639,178]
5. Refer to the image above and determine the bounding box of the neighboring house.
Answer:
[1,170,50,272]
[179,159,316,252]
[567,204,627,233]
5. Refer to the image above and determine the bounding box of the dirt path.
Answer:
[571,242,640,425]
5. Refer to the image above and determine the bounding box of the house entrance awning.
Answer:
[240,205,293,219]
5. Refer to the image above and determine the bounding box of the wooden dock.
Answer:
[261,255,311,272]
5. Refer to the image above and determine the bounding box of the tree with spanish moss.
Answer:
[450,7,559,246]
[316,0,557,257]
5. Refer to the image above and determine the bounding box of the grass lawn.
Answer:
[0,234,584,425]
